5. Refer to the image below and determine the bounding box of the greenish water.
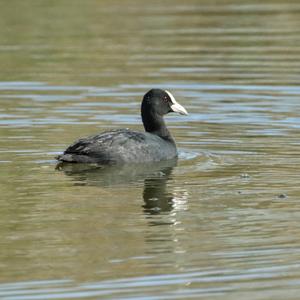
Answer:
[1,1,300,299]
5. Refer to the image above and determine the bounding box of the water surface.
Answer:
[1,1,300,299]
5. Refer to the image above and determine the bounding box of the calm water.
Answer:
[1,1,300,299]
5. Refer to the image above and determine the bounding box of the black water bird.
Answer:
[56,89,188,164]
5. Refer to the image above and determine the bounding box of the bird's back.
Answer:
[57,129,177,164]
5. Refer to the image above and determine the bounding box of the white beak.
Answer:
[165,90,188,115]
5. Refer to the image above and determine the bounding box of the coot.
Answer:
[56,89,188,164]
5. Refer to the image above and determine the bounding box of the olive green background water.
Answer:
[1,1,300,299]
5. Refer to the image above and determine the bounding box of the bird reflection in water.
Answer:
[56,158,186,215]
[142,165,174,214]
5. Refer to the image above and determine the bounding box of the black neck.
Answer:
[142,110,174,142]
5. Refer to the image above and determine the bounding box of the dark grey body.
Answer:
[56,89,187,165]
[56,129,177,164]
